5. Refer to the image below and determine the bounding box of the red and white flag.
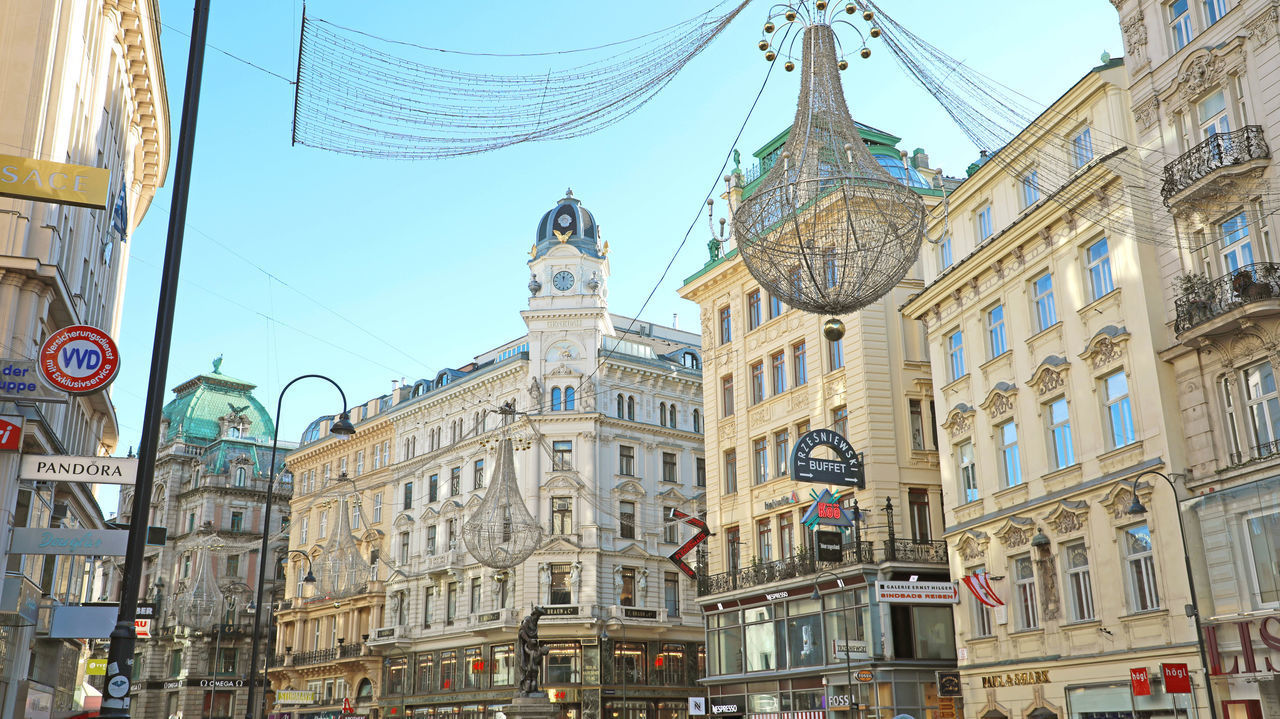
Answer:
[963,571,1004,607]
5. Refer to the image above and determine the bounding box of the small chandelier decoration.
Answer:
[463,405,544,569]
[315,496,366,596]
[737,1,925,339]
[172,548,223,629]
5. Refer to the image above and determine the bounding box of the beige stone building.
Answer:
[0,0,168,716]
[679,125,957,719]
[902,59,1204,719]
[1111,1,1280,717]
[269,388,404,716]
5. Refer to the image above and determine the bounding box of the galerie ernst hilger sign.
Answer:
[19,455,138,485]
[790,428,865,488]
[10,528,129,556]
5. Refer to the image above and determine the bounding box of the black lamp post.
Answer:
[1125,470,1217,719]
[811,571,855,718]
[245,375,354,719]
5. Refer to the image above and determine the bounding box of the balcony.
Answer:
[1174,263,1280,334]
[1161,125,1269,204]
[697,543,875,596]
[424,547,468,574]
[292,648,337,666]
[882,539,948,564]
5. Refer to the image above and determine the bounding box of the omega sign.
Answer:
[790,429,865,488]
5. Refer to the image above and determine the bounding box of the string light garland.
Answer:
[292,2,749,159]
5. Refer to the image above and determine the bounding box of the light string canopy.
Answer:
[735,0,926,336]
[291,1,749,160]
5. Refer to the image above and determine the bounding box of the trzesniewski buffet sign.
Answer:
[790,428,865,488]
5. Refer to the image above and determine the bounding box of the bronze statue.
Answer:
[516,606,549,695]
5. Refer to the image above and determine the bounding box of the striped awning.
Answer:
[748,712,826,719]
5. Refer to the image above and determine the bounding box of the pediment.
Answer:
[1027,356,1069,397]
[955,530,989,563]
[361,529,385,544]
[392,512,415,529]
[1100,479,1152,520]
[1041,499,1089,535]
[614,479,646,497]
[655,486,689,502]
[439,499,464,515]
[941,403,976,438]
[419,506,441,520]
[1079,325,1129,370]
[463,495,483,511]
[615,542,650,558]
[978,382,1018,420]
[540,536,582,553]
[993,516,1035,549]
[543,474,585,492]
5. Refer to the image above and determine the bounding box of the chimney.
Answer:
[391,379,400,392]
[672,313,678,330]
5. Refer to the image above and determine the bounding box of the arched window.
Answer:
[227,426,241,439]
[668,404,677,428]
[551,387,563,411]
[356,678,374,702]
[404,439,411,459]
[565,386,575,411]
[693,409,702,433]
[627,396,635,421]
[659,402,667,427]
[683,352,701,369]
[617,394,625,418]
[235,467,246,487]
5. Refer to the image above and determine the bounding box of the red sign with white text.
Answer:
[1162,663,1192,694]
[0,415,22,452]
[1130,667,1151,696]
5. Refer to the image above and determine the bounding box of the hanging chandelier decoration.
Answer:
[315,496,367,597]
[172,548,223,629]
[463,407,544,569]
[734,1,925,337]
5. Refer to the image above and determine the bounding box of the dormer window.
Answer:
[227,427,241,439]
[235,467,247,487]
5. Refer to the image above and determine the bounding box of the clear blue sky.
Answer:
[99,1,1123,512]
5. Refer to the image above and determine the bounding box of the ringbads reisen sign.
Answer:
[10,528,128,556]
[39,325,120,395]
[20,455,138,485]
[790,428,864,488]
[875,581,960,604]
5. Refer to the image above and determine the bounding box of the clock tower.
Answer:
[522,189,613,400]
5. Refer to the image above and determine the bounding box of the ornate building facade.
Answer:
[1112,1,1280,717]
[902,59,1203,719]
[271,192,707,719]
[679,126,956,719]
[0,0,169,716]
[107,362,290,719]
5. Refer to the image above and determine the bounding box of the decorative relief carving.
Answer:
[1038,369,1065,396]
[1133,96,1159,130]
[979,382,1018,419]
[749,407,770,425]
[1080,327,1129,370]
[957,530,990,562]
[1177,53,1228,101]
[1246,6,1279,49]
[1043,500,1089,535]
[942,404,976,438]
[996,518,1035,548]
[1121,11,1147,66]
[1091,337,1124,369]
[1035,554,1062,621]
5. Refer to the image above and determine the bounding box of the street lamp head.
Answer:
[303,569,318,584]
[810,586,822,601]
[1126,494,1148,515]
[330,412,356,437]
[246,600,257,613]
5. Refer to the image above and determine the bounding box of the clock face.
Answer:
[553,271,575,291]
[557,214,572,228]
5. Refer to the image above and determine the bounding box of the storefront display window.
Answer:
[492,644,515,687]
[616,642,647,684]
[440,650,458,690]
[656,644,685,685]
[786,612,823,667]
[545,642,581,684]
[388,657,408,695]
[708,610,744,676]
[659,700,690,719]
[464,647,483,689]
[822,589,869,664]
[744,606,778,672]
[417,652,435,693]
[1066,682,1186,719]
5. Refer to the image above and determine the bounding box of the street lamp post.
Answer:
[258,550,316,719]
[245,375,353,719]
[602,618,628,719]
[212,582,253,718]
[1126,470,1217,719]
[811,571,855,718]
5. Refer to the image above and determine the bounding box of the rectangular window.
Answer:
[620,501,636,539]
[1033,272,1057,331]
[748,291,762,330]
[1170,0,1193,49]
[549,563,572,604]
[440,649,457,689]
[721,375,735,417]
[1204,0,1226,25]
[319,510,328,537]
[662,452,677,483]
[987,304,1007,358]
[403,482,413,510]
[1086,238,1114,300]
[1224,376,1244,460]
[909,488,931,542]
[832,405,848,438]
[491,644,515,687]
[620,567,636,606]
[753,437,768,485]
[724,449,738,494]
[427,525,437,555]
[1123,523,1161,611]
[1064,543,1096,621]
[998,420,1022,487]
[417,652,435,691]
[546,643,582,684]
[619,445,635,476]
[958,440,978,504]
[399,531,410,565]
[1072,126,1095,168]
[977,205,993,240]
[1243,361,1280,453]
[828,335,844,370]
[1220,211,1254,274]
[1021,169,1040,208]
[756,518,772,562]
[726,526,741,573]
[771,351,786,394]
[552,440,573,470]
[299,518,308,545]
[696,457,706,487]
[446,583,458,625]
[1104,371,1136,447]
[551,497,572,535]
[230,511,243,532]
[428,474,439,503]
[750,361,765,404]
[470,577,482,614]
[665,572,680,617]
[774,430,790,477]
[473,459,484,489]
[663,506,678,543]
[1244,509,1280,604]
[450,467,461,495]
[769,294,784,319]
[971,566,994,637]
[940,234,954,269]
[719,306,732,344]
[792,341,807,386]
[1013,555,1039,630]
[1048,397,1075,469]
[355,450,364,476]
[373,494,382,523]
[778,513,794,559]
[947,329,966,382]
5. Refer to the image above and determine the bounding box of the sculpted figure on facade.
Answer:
[570,561,582,603]
[516,607,549,695]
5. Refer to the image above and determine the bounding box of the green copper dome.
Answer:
[161,359,275,445]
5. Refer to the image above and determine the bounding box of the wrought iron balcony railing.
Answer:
[697,542,875,596]
[1228,437,1280,466]
[1161,125,1269,202]
[1174,262,1280,332]
[291,648,338,666]
[882,539,948,564]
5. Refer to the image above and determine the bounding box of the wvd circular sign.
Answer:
[39,325,120,394]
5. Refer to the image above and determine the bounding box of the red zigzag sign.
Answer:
[667,508,710,578]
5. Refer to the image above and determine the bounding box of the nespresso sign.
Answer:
[711,705,740,715]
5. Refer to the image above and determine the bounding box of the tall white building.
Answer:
[271,193,708,719]
[0,0,169,716]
